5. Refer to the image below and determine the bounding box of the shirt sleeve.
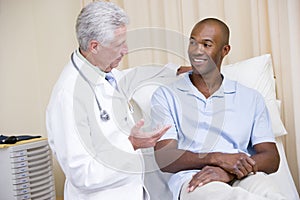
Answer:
[251,92,276,146]
[164,63,181,75]
[118,63,181,100]
[150,86,179,141]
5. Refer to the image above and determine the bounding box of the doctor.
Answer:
[46,1,181,200]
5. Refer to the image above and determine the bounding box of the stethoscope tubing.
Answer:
[71,52,110,121]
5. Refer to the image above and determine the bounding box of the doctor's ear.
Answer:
[89,40,100,54]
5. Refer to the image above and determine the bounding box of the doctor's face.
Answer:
[95,25,128,72]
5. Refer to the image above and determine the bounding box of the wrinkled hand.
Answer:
[213,152,257,179]
[187,166,234,192]
[129,119,171,150]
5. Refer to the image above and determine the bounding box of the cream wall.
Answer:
[0,0,80,134]
[0,0,80,198]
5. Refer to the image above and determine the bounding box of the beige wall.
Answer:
[0,0,81,198]
[0,0,80,134]
[1,0,299,198]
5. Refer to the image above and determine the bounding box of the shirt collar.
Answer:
[176,72,237,98]
[75,49,106,78]
[73,49,106,85]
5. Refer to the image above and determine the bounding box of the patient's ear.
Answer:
[222,44,231,57]
[177,66,192,75]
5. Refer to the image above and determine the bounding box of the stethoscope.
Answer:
[71,52,110,122]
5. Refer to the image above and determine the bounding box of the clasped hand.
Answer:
[214,152,258,179]
[128,119,171,150]
[188,166,234,192]
[188,152,257,192]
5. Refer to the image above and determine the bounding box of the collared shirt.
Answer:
[75,49,120,90]
[150,72,275,200]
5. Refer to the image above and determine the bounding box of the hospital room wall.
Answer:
[0,0,80,198]
[0,0,80,135]
[1,0,299,198]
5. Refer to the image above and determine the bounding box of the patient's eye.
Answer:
[189,39,197,46]
[204,42,212,48]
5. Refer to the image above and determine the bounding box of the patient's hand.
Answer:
[129,119,171,150]
[187,166,234,192]
[211,152,257,179]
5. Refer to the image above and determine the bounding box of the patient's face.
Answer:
[188,22,225,76]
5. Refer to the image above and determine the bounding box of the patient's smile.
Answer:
[193,58,206,62]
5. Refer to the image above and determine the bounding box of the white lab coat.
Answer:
[46,51,179,200]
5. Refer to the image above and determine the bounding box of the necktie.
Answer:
[105,72,118,91]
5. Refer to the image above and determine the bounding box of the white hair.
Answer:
[76,1,129,51]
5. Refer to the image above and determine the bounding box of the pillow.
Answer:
[221,54,287,137]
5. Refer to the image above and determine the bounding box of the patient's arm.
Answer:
[155,139,210,172]
[155,139,257,178]
[212,142,280,177]
[154,139,257,179]
[250,142,280,174]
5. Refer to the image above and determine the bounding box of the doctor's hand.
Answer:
[129,119,171,150]
[177,66,192,75]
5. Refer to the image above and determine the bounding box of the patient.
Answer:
[151,18,286,200]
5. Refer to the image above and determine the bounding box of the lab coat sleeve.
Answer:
[118,63,181,100]
[46,87,136,191]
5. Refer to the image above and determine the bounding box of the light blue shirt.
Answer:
[150,72,275,200]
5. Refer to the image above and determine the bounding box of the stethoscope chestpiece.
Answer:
[100,110,110,121]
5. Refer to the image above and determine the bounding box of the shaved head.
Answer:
[192,18,230,46]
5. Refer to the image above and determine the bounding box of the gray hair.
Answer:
[76,1,129,51]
